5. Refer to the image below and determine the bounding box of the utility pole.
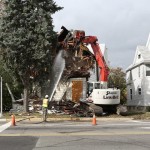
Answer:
[0,77,2,117]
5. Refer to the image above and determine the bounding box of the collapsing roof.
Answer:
[57,26,109,80]
[57,27,95,79]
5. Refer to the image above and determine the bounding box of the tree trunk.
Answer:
[23,87,29,113]
[20,75,29,113]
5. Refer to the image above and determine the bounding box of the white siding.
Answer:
[127,65,144,106]
[135,50,143,64]
[143,65,150,106]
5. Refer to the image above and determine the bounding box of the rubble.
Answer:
[48,100,93,117]
[8,93,94,117]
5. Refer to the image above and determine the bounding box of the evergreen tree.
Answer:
[0,0,5,17]
[0,62,22,111]
[0,0,62,112]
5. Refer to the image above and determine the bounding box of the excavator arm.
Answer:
[82,36,109,83]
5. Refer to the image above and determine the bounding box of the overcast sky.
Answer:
[52,0,150,70]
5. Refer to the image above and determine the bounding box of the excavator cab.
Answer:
[87,82,103,97]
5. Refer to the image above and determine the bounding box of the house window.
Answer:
[146,64,150,76]
[138,88,141,95]
[138,54,141,59]
[130,89,132,100]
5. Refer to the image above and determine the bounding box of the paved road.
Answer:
[1,119,150,150]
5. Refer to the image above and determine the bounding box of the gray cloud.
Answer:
[53,0,150,70]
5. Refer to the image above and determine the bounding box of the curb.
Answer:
[6,117,133,123]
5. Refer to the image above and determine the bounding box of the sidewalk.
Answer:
[0,118,7,122]
[0,114,7,122]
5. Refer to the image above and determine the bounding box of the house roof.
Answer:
[146,33,150,49]
[139,46,150,60]
[126,34,150,72]
[126,46,150,71]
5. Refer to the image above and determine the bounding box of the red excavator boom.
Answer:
[82,36,109,82]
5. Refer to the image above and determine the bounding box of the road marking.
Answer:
[141,127,150,129]
[127,120,150,124]
[1,131,150,136]
[0,122,11,133]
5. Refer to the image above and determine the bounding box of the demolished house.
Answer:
[10,26,120,116]
[44,26,118,116]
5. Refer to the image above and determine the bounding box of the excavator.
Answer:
[49,26,121,115]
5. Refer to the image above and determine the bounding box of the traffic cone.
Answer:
[11,114,16,126]
[92,114,97,125]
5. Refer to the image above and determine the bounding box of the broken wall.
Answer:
[66,78,87,102]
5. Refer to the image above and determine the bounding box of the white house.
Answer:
[126,34,150,111]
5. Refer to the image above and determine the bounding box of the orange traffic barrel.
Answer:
[11,114,16,126]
